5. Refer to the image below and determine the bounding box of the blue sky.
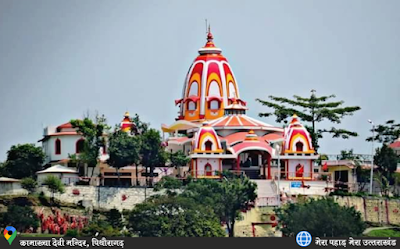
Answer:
[0,0,399,160]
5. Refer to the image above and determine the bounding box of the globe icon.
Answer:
[296,231,312,247]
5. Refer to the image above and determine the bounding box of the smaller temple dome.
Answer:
[244,130,258,142]
[283,114,315,154]
[120,112,133,133]
[192,123,223,153]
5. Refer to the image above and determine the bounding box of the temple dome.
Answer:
[192,123,223,153]
[176,28,245,122]
[283,114,315,154]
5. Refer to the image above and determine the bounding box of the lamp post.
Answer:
[275,144,281,207]
[368,119,375,195]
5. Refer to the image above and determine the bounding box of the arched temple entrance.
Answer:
[226,149,272,179]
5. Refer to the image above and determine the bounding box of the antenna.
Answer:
[205,19,208,35]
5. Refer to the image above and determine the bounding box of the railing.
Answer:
[255,197,279,207]
[189,170,244,178]
[272,171,333,181]
[44,176,163,187]
[321,154,373,163]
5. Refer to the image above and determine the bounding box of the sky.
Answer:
[0,0,399,161]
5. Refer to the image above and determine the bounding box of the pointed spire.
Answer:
[207,24,213,42]
[199,24,221,55]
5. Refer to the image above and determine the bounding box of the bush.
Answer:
[0,205,39,232]
[65,229,79,237]
[43,175,65,202]
[80,220,121,237]
[21,177,37,194]
[106,209,123,230]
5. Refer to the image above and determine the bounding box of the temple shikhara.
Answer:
[162,29,320,185]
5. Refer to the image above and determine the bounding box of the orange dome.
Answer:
[192,123,223,153]
[283,114,315,154]
[176,29,244,122]
[120,112,133,133]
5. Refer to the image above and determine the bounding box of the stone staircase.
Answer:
[252,180,279,207]
[242,168,260,179]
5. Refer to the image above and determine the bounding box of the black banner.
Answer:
[0,237,397,249]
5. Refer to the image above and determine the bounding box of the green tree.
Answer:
[43,175,65,203]
[256,90,361,150]
[128,195,225,237]
[185,172,257,237]
[140,129,167,186]
[169,150,190,178]
[393,173,400,197]
[80,219,121,237]
[0,205,39,232]
[374,171,390,196]
[366,120,400,144]
[70,114,110,177]
[21,177,37,194]
[275,198,366,237]
[374,144,398,181]
[155,171,257,237]
[106,209,123,230]
[131,113,149,135]
[1,144,45,179]
[169,150,190,167]
[107,130,140,186]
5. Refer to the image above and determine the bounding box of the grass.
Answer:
[19,233,63,238]
[367,228,400,237]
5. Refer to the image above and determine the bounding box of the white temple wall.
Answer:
[43,135,83,163]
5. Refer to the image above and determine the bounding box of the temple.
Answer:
[162,29,321,184]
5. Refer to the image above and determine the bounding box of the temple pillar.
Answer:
[263,160,266,179]
[236,155,240,172]
[267,154,271,179]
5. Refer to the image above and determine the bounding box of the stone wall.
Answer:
[234,207,282,237]
[334,196,400,226]
[235,196,400,237]
[38,186,156,211]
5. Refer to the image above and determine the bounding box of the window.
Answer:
[209,100,220,110]
[296,141,304,152]
[228,82,236,98]
[208,81,221,96]
[205,140,213,151]
[76,139,85,154]
[55,139,61,155]
[188,82,198,97]
[187,101,196,111]
[205,163,212,176]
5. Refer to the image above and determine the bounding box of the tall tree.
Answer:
[374,144,398,181]
[127,114,149,183]
[256,90,361,150]
[155,171,258,237]
[70,114,110,178]
[275,197,365,237]
[140,128,167,187]
[1,144,45,179]
[169,150,190,178]
[107,129,140,186]
[169,150,190,167]
[131,113,149,135]
[366,120,400,144]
